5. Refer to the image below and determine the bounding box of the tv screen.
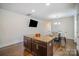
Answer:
[29,19,38,27]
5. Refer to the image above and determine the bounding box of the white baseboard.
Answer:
[0,40,23,48]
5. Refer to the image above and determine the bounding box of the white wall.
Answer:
[51,16,74,39]
[0,9,51,48]
[0,9,26,48]
[24,18,51,35]
[78,15,79,36]
[77,15,79,49]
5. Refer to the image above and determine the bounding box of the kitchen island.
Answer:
[24,35,57,56]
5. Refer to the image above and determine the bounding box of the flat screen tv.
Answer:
[29,19,38,27]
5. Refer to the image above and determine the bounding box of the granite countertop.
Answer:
[24,34,57,43]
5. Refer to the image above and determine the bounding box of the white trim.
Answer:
[74,12,77,42]
[74,4,78,42]
[0,40,23,48]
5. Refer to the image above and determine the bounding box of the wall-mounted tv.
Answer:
[29,19,38,27]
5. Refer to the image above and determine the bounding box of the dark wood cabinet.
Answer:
[24,36,53,56]
[38,45,47,56]
[24,36,28,48]
[31,40,47,56]
[31,42,38,55]
[24,36,32,52]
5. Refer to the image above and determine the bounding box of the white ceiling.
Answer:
[0,3,76,19]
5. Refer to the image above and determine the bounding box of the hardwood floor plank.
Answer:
[0,42,32,56]
[0,39,77,56]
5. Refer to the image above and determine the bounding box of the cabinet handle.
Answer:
[49,43,51,46]
[36,44,39,49]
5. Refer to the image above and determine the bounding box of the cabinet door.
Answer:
[32,42,38,55]
[38,45,47,56]
[24,36,28,48]
[32,42,47,56]
[24,36,32,51]
[27,38,32,51]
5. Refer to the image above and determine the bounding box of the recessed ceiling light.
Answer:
[32,9,35,13]
[46,3,50,6]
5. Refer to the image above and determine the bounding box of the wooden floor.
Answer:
[0,39,77,56]
[53,39,77,56]
[0,42,32,56]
